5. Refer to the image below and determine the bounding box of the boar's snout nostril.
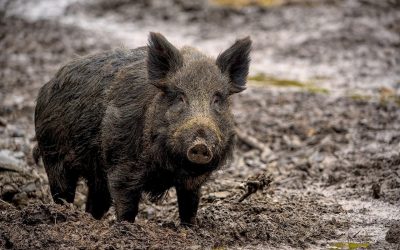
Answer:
[187,143,212,165]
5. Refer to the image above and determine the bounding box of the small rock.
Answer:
[13,151,25,159]
[22,182,37,193]
[309,151,325,163]
[282,135,302,148]
[208,191,230,199]
[290,135,302,148]
[321,155,336,168]
[145,207,156,219]
[260,147,272,162]
[0,150,25,172]
[187,245,202,250]
[244,157,259,168]
[7,125,25,137]
[0,117,6,126]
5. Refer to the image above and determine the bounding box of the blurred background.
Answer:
[1,0,400,249]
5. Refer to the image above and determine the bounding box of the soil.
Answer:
[1,0,400,249]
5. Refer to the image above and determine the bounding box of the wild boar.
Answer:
[34,32,251,225]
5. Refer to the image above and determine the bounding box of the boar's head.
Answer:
[147,32,251,176]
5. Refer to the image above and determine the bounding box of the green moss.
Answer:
[394,96,400,106]
[248,73,329,94]
[249,74,305,87]
[212,247,226,250]
[329,242,370,250]
[305,85,330,94]
[212,0,282,8]
[349,93,372,101]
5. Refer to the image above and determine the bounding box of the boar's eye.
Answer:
[174,93,187,106]
[213,95,220,105]
[178,95,185,104]
[165,89,186,105]
[170,92,187,108]
[211,93,224,110]
[167,93,186,114]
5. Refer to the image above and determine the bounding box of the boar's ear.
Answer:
[216,37,252,94]
[147,32,183,89]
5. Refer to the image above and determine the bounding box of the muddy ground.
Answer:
[1,0,400,249]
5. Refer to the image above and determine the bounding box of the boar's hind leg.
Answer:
[86,172,112,220]
[176,185,201,226]
[44,160,78,204]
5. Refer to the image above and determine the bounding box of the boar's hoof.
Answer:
[187,143,212,164]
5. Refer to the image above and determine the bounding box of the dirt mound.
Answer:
[0,203,193,249]
[0,191,343,249]
[197,193,343,248]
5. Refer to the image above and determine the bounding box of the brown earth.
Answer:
[1,0,400,249]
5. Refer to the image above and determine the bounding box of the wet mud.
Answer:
[1,0,400,249]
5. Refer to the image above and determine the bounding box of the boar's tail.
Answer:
[32,144,41,165]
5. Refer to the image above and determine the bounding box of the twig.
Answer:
[238,173,272,202]
[236,129,272,161]
[236,129,267,152]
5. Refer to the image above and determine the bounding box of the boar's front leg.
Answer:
[107,166,142,222]
[114,192,141,222]
[175,184,201,226]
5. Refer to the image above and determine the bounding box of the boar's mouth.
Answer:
[181,161,218,176]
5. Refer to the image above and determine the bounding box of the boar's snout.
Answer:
[173,117,222,165]
[187,141,213,164]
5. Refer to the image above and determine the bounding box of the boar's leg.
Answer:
[176,185,201,226]
[108,167,142,222]
[111,188,141,222]
[114,193,141,222]
[43,160,78,204]
[86,172,112,220]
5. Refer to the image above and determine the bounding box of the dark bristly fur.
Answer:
[34,32,252,225]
